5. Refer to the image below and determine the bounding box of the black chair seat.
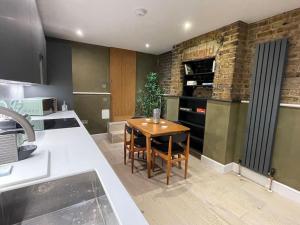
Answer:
[153,121,187,144]
[152,142,184,155]
[131,116,145,137]
[154,132,187,144]
[134,130,145,138]
[133,137,146,148]
[126,123,145,138]
[153,135,169,143]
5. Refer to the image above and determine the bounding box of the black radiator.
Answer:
[243,38,288,175]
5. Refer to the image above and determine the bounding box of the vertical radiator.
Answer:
[243,38,288,175]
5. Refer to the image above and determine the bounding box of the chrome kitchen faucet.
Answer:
[0,106,36,165]
[0,106,35,142]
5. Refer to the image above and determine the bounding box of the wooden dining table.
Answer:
[126,118,190,178]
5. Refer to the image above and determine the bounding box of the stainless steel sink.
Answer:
[0,171,119,225]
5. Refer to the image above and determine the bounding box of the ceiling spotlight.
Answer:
[184,22,192,31]
[145,43,150,48]
[135,8,148,17]
[76,29,83,37]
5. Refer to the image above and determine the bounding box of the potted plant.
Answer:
[136,72,165,118]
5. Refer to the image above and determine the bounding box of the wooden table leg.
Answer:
[185,132,190,179]
[146,136,151,178]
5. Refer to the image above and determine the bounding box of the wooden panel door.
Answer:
[110,48,136,121]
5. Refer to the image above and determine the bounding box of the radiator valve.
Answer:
[267,168,276,192]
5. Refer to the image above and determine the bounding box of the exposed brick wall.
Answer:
[158,8,300,103]
[158,51,172,94]
[231,22,248,100]
[241,8,300,103]
[158,21,248,100]
[213,21,248,100]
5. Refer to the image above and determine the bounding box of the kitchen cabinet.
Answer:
[29,0,47,84]
[0,0,46,84]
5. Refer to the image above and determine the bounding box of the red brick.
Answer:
[158,8,300,103]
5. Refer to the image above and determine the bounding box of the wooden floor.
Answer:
[92,134,300,225]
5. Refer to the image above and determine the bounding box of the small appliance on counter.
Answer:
[0,107,37,167]
[0,130,18,165]
[0,120,37,165]
[2,97,57,116]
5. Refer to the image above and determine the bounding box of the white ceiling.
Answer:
[37,0,300,55]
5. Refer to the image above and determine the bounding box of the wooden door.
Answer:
[110,48,136,121]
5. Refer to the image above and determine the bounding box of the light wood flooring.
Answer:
[92,134,300,225]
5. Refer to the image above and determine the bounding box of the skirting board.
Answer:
[201,155,300,204]
[201,155,233,174]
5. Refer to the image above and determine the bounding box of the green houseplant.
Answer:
[136,72,165,117]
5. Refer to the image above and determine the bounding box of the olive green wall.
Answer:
[232,104,300,191]
[163,96,179,121]
[71,43,158,134]
[233,103,248,162]
[72,42,110,134]
[226,103,240,163]
[136,52,158,96]
[74,95,110,134]
[204,100,300,191]
[272,107,300,191]
[72,42,109,93]
[203,100,239,164]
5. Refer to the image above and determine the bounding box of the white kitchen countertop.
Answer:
[0,111,148,225]
[0,150,49,188]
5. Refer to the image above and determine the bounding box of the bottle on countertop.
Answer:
[61,101,68,112]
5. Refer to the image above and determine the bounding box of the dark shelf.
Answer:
[190,148,202,159]
[185,76,214,82]
[182,143,203,158]
[179,96,207,100]
[179,109,205,116]
[179,120,204,129]
[180,58,213,154]
[190,135,203,142]
[185,71,214,76]
[184,84,213,88]
[182,57,215,98]
[182,57,215,64]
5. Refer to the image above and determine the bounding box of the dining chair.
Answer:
[124,123,146,173]
[151,132,190,185]
[153,121,185,166]
[129,116,146,159]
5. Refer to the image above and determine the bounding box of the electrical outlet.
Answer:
[102,83,107,89]
[102,109,110,119]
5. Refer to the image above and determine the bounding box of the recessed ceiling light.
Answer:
[135,8,148,17]
[145,43,150,48]
[184,22,192,31]
[76,29,83,37]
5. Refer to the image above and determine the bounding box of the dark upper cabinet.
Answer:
[0,0,46,84]
[29,0,47,84]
